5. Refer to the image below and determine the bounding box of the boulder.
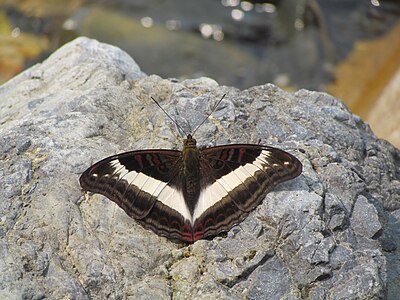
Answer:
[1,37,398,299]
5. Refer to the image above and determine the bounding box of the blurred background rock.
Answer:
[0,0,399,148]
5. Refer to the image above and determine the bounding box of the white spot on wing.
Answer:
[261,150,271,158]
[255,150,273,170]
[255,150,270,163]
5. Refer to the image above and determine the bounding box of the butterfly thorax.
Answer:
[181,134,201,214]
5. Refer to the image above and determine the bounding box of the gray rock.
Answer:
[1,37,398,299]
[351,195,382,239]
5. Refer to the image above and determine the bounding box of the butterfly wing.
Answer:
[192,144,302,240]
[79,150,194,241]
[80,144,302,243]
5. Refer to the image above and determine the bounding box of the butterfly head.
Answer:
[184,134,197,149]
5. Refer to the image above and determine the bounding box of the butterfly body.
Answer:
[181,135,201,214]
[80,134,302,243]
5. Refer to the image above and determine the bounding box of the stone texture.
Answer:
[351,195,382,239]
[1,37,399,299]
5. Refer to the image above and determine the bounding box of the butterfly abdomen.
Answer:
[181,145,201,215]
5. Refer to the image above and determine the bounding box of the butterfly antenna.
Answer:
[151,96,187,137]
[192,94,226,136]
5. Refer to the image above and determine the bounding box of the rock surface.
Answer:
[1,37,399,299]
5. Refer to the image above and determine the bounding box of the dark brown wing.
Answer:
[192,144,302,241]
[79,150,193,241]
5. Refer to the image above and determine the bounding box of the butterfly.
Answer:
[79,96,302,243]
